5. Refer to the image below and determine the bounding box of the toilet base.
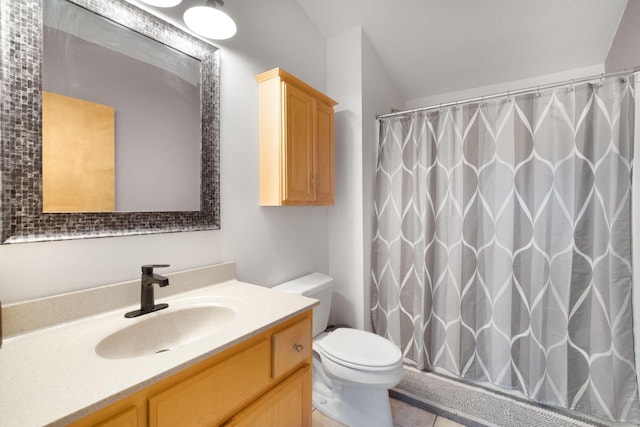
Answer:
[313,383,394,427]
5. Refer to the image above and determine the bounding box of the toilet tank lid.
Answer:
[272,272,333,296]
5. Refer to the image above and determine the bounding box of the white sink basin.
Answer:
[95,304,236,359]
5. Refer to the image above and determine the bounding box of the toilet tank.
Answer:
[272,272,333,337]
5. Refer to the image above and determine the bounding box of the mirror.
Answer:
[0,0,220,243]
[43,0,202,213]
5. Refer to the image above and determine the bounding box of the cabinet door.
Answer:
[94,407,138,427]
[283,82,315,204]
[314,100,335,205]
[148,339,271,427]
[223,365,311,427]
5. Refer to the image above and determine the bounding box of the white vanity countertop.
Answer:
[0,279,317,427]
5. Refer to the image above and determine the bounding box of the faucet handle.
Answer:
[141,264,170,274]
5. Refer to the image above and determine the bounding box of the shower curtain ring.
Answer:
[536,87,541,97]
[568,80,574,92]
[598,73,604,87]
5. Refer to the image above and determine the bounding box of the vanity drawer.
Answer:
[148,338,271,427]
[272,317,312,378]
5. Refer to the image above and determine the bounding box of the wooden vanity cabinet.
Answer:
[256,67,337,206]
[68,310,312,427]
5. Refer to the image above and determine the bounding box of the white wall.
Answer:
[606,0,640,72]
[327,27,364,329]
[405,64,604,110]
[0,0,330,304]
[326,28,403,331]
[361,33,403,332]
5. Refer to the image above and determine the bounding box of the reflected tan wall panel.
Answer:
[42,91,115,212]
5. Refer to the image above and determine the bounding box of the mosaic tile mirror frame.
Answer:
[0,0,221,244]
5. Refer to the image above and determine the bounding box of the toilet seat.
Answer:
[315,328,402,371]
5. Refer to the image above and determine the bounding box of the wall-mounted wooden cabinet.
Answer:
[68,311,312,427]
[256,68,337,206]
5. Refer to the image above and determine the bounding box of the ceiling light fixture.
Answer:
[183,0,237,40]
[136,0,183,7]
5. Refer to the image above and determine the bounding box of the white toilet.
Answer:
[273,273,404,427]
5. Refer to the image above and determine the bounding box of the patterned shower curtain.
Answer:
[371,75,640,423]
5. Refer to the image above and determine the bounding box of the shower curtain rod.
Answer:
[376,67,640,120]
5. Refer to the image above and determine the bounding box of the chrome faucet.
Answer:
[125,264,170,318]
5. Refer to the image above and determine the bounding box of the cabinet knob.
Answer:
[293,344,304,352]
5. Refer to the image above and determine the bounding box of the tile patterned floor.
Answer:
[312,397,465,427]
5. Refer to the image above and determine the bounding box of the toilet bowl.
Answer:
[273,273,403,427]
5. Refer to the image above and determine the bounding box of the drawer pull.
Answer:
[293,344,304,353]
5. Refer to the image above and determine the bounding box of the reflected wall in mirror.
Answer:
[43,0,201,212]
[0,0,220,243]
